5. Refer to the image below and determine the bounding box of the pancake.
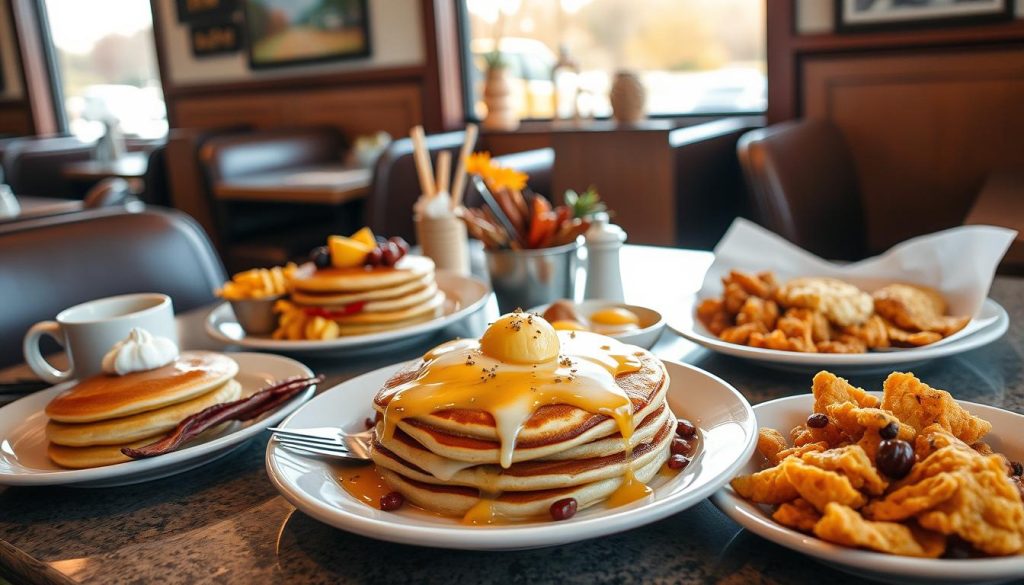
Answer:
[296,281,439,316]
[47,437,156,469]
[46,379,242,447]
[324,291,446,325]
[290,273,434,306]
[374,351,668,465]
[292,255,435,294]
[45,351,239,423]
[378,441,669,520]
[372,415,675,492]
[331,310,444,336]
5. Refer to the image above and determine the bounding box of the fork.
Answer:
[267,426,373,461]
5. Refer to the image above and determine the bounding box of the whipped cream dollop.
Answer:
[101,327,179,376]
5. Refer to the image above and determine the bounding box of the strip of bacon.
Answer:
[122,375,324,459]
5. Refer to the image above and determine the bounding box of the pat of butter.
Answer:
[479,311,559,364]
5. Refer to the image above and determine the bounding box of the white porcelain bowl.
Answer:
[712,392,1024,584]
[529,300,666,349]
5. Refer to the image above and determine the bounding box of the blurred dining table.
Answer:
[213,164,372,205]
[0,245,1021,585]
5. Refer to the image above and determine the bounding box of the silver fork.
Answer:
[267,426,373,461]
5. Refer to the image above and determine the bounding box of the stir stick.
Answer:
[409,126,436,198]
[436,150,451,195]
[450,123,478,209]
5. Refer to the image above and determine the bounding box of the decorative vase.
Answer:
[482,66,520,131]
[609,70,646,124]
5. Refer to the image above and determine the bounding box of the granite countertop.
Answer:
[0,247,1021,585]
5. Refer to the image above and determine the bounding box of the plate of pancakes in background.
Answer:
[206,255,491,355]
[266,311,757,550]
[0,351,315,487]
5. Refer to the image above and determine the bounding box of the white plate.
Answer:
[528,300,666,349]
[712,392,1024,585]
[668,297,1009,374]
[0,352,315,487]
[265,359,757,550]
[205,272,491,356]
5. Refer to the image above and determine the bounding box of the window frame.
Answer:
[454,0,768,124]
[34,0,70,135]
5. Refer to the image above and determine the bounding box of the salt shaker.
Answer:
[583,212,626,301]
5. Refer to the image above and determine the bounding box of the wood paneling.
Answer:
[0,101,32,136]
[803,48,1024,251]
[172,84,423,139]
[551,127,675,246]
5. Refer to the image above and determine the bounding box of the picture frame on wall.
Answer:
[835,0,1016,33]
[243,0,371,69]
[190,22,244,57]
[176,0,239,24]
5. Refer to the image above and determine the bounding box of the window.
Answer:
[40,0,166,140]
[461,0,766,120]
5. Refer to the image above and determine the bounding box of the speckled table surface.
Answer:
[0,247,1021,585]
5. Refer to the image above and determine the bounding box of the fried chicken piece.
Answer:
[749,329,818,353]
[800,445,889,496]
[873,283,970,337]
[881,372,992,445]
[885,320,943,348]
[773,498,821,532]
[864,473,960,521]
[791,423,845,449]
[842,314,890,349]
[813,503,946,558]
[723,282,751,315]
[725,269,776,299]
[826,402,916,443]
[731,465,799,504]
[811,371,880,415]
[736,296,780,331]
[782,458,866,512]
[780,308,832,343]
[917,467,1024,555]
[757,428,788,465]
[775,277,874,328]
[816,335,867,354]
[719,322,767,345]
[775,441,829,463]
[696,298,731,335]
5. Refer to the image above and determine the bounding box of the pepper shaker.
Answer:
[583,212,626,301]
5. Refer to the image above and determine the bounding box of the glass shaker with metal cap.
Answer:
[583,212,626,301]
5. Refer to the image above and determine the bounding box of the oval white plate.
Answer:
[712,392,1024,585]
[0,352,315,487]
[528,300,666,350]
[669,297,1008,374]
[206,272,491,356]
[265,359,757,550]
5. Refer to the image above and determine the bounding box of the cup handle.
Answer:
[23,321,72,384]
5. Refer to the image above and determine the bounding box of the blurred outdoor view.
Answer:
[465,0,766,119]
[42,0,166,140]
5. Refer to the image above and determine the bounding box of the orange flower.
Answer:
[465,151,528,192]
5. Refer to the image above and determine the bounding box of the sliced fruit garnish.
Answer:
[350,226,376,248]
[328,235,372,268]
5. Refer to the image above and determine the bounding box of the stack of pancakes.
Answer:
[369,351,675,520]
[290,255,447,336]
[45,351,239,468]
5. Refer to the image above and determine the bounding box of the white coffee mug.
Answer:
[23,293,177,384]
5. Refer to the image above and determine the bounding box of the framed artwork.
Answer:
[176,0,238,24]
[836,0,1015,32]
[243,0,371,69]
[190,22,243,57]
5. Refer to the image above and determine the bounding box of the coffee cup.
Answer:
[23,293,177,384]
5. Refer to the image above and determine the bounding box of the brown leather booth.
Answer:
[198,127,351,271]
[366,130,554,242]
[0,207,225,367]
[737,119,867,261]
[2,136,97,198]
